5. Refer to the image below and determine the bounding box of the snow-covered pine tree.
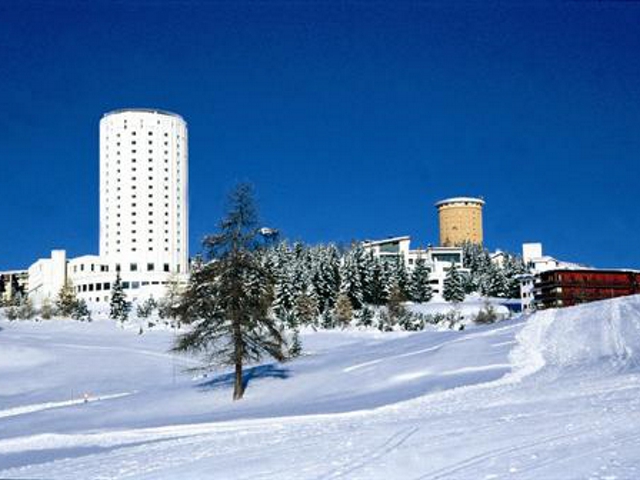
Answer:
[40,298,54,320]
[71,298,91,322]
[409,258,433,303]
[338,253,364,310]
[110,273,131,322]
[158,274,183,324]
[443,263,466,303]
[17,296,36,320]
[483,262,508,298]
[502,253,527,298]
[136,297,157,319]
[293,287,319,326]
[462,242,492,294]
[367,258,388,305]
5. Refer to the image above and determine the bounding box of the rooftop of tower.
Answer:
[102,108,185,121]
[435,197,485,208]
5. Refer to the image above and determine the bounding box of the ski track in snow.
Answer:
[0,392,133,420]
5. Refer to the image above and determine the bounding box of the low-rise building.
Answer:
[27,250,67,306]
[0,269,29,304]
[362,236,466,296]
[518,242,585,311]
[533,269,640,309]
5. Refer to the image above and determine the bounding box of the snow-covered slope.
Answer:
[2,296,640,479]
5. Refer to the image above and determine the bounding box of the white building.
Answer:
[27,109,189,310]
[362,236,466,296]
[26,250,67,306]
[100,109,189,274]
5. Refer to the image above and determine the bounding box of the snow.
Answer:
[2,296,640,479]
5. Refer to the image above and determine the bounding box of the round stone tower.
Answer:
[435,197,485,247]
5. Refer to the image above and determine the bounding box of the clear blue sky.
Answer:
[1,1,640,270]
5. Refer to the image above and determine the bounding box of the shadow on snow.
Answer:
[196,363,290,391]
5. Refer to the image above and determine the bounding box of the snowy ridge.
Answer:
[510,295,640,377]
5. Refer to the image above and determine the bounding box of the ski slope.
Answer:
[1,296,640,479]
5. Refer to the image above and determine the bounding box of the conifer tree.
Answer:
[56,280,79,318]
[173,183,287,401]
[110,274,131,322]
[17,296,36,320]
[387,281,407,324]
[338,254,364,309]
[333,293,354,327]
[293,288,319,326]
[443,263,466,303]
[71,298,91,322]
[40,298,54,320]
[409,258,433,303]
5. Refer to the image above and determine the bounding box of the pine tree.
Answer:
[289,330,302,358]
[137,297,157,319]
[333,293,353,327]
[503,254,527,298]
[339,251,364,309]
[387,282,407,324]
[409,258,433,303]
[17,296,36,320]
[293,288,319,326]
[443,263,466,303]
[72,299,91,322]
[483,263,508,297]
[40,298,54,320]
[273,264,297,327]
[110,273,131,322]
[56,280,79,318]
[173,183,287,401]
[158,274,183,324]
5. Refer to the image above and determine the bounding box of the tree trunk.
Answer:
[233,360,244,400]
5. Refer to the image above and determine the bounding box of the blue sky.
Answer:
[1,1,640,270]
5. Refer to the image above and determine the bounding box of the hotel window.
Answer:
[147,263,154,271]
[115,264,121,272]
[130,263,138,272]
[163,263,170,272]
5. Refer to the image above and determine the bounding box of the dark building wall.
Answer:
[534,270,640,309]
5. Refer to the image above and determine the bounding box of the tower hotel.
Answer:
[100,109,188,275]
[27,109,189,309]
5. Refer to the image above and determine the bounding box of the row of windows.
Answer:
[74,263,177,274]
[77,279,169,294]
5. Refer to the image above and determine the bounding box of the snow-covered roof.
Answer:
[435,197,485,207]
[362,236,411,246]
[103,108,184,120]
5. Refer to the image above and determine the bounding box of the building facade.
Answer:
[435,197,484,247]
[26,108,189,311]
[362,236,466,296]
[533,269,640,309]
[0,270,28,304]
[100,109,189,275]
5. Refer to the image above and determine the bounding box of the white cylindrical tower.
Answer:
[99,109,188,276]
